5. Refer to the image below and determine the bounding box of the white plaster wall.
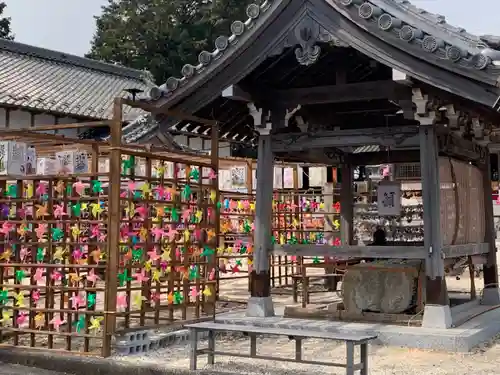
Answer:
[34,113,57,134]
[0,108,6,127]
[8,110,31,129]
[173,135,230,157]
[0,107,84,139]
[56,116,79,138]
[190,137,203,150]
[219,142,230,157]
[174,135,188,147]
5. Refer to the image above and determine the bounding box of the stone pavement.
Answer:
[0,362,69,375]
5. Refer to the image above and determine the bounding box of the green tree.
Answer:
[87,0,250,83]
[0,2,14,40]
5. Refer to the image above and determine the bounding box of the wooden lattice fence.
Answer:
[0,100,219,356]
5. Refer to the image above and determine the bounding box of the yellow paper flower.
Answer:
[34,312,45,329]
[1,311,11,325]
[202,286,212,297]
[89,316,103,331]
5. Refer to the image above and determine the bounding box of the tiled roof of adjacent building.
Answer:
[0,38,151,120]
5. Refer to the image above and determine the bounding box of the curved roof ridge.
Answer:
[144,0,276,101]
[371,0,486,52]
[0,38,154,82]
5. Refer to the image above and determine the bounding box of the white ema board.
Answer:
[0,141,27,176]
[377,181,401,216]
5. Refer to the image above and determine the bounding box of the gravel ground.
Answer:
[113,334,500,375]
[0,363,69,375]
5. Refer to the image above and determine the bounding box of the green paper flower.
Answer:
[72,203,81,216]
[312,257,320,264]
[132,249,143,262]
[201,246,214,257]
[87,293,96,309]
[91,180,103,194]
[36,248,44,262]
[243,221,251,233]
[0,289,8,304]
[271,236,276,244]
[118,270,132,286]
[52,227,64,241]
[66,185,72,195]
[181,185,191,200]
[15,269,25,282]
[6,185,16,198]
[173,291,183,304]
[189,168,199,181]
[73,315,85,333]
[216,201,221,210]
[189,266,199,280]
[171,208,179,222]
[121,156,135,175]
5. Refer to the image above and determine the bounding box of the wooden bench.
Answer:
[185,321,377,375]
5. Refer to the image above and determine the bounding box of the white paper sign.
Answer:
[230,166,246,188]
[377,181,401,216]
[283,168,294,188]
[273,167,283,188]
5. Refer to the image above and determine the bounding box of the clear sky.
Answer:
[3,0,500,57]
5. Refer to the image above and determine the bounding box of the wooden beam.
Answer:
[221,85,253,102]
[30,120,111,131]
[258,80,410,106]
[0,129,104,146]
[276,149,420,166]
[437,130,487,165]
[122,98,218,126]
[351,150,420,165]
[272,245,426,259]
[271,126,420,152]
[442,243,489,258]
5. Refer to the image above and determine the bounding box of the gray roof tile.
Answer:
[0,39,150,120]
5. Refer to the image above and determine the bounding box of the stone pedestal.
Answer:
[341,261,420,314]
[422,304,452,328]
[481,288,500,305]
[246,297,275,317]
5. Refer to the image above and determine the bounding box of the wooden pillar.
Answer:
[247,106,280,317]
[481,150,500,304]
[340,164,353,245]
[420,124,451,328]
[102,98,122,356]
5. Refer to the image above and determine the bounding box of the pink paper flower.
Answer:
[69,294,85,309]
[49,316,66,331]
[16,312,27,326]
[34,268,44,284]
[133,270,149,283]
[86,269,100,285]
[53,204,67,219]
[32,290,40,303]
[116,293,127,310]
